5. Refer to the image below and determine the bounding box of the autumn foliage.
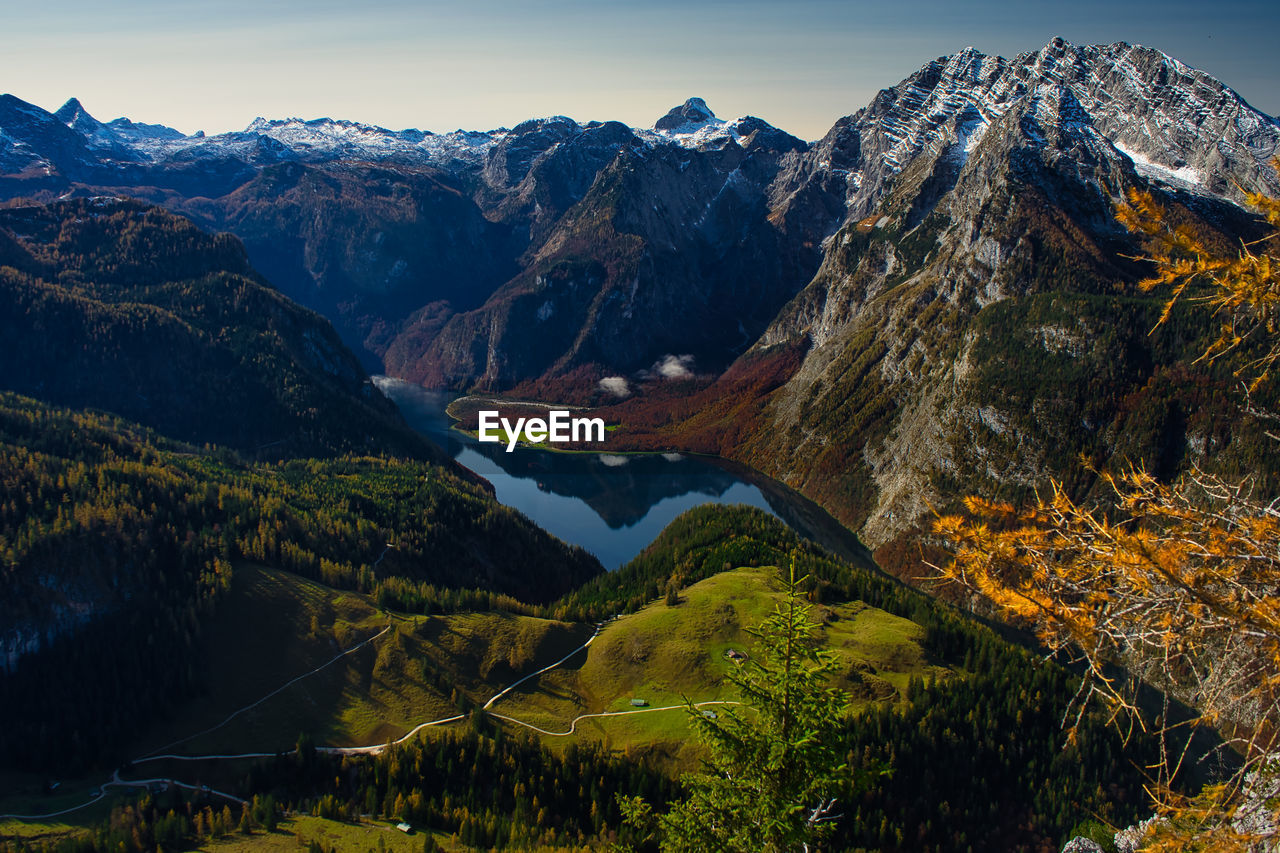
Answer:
[1116,179,1280,389]
[936,169,1280,850]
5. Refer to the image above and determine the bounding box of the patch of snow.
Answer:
[643,118,733,149]
[1112,139,1203,187]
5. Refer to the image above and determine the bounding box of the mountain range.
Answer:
[2,36,1278,575]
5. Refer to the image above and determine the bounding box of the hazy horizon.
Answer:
[4,0,1278,142]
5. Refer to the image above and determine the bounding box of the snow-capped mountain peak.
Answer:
[650,97,783,149]
[652,97,726,139]
[50,97,136,158]
[787,38,1279,221]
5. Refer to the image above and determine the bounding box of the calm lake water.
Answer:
[374,376,869,570]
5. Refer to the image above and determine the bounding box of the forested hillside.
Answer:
[0,198,427,459]
[0,196,612,776]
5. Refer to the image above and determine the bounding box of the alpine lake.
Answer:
[375,376,869,570]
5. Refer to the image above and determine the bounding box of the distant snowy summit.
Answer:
[654,97,719,133]
[644,97,804,151]
[0,94,788,175]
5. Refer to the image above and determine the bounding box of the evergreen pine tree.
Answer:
[621,555,859,852]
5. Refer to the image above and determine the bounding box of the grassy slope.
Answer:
[492,565,949,766]
[1,814,474,853]
[194,814,595,853]
[135,565,399,756]
[134,566,590,758]
[134,561,941,765]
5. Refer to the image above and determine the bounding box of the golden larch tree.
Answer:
[936,166,1280,851]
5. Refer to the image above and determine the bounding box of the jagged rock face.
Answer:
[482,115,583,189]
[773,39,1277,236]
[1060,838,1105,853]
[167,161,524,361]
[352,99,819,390]
[729,39,1279,550]
[52,97,132,158]
[1232,761,1280,844]
[0,94,100,179]
[0,92,825,387]
[409,119,822,390]
[477,119,643,246]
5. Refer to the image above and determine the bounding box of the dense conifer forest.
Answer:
[0,199,429,459]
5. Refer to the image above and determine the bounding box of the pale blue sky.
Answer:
[2,0,1276,140]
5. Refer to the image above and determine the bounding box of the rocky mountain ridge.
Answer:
[0,88,825,376]
[4,38,1274,210]
[740,39,1280,549]
[0,92,792,176]
[773,39,1277,225]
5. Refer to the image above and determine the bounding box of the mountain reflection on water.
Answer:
[375,376,870,570]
